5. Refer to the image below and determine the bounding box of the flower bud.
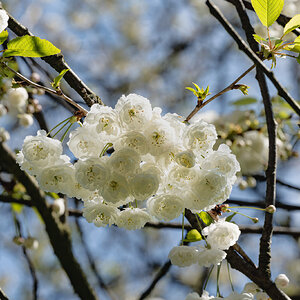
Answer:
[0,127,10,142]
[52,198,65,216]
[247,176,256,188]
[239,180,248,190]
[19,114,34,127]
[275,274,289,289]
[24,237,39,250]
[30,72,41,83]
[256,292,269,300]
[266,205,276,214]
[13,236,24,246]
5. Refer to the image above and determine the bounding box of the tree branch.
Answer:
[0,288,9,300]
[4,8,103,107]
[0,142,98,300]
[205,0,300,116]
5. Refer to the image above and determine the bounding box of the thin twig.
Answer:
[205,0,300,117]
[3,64,88,116]
[14,215,38,300]
[230,0,277,278]
[0,288,9,300]
[254,175,300,191]
[74,205,117,300]
[5,10,103,107]
[185,64,255,122]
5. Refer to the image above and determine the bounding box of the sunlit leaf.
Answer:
[283,14,300,37]
[3,35,61,58]
[251,0,284,27]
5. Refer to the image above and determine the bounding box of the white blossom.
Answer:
[116,208,151,230]
[84,104,121,136]
[275,274,289,289]
[68,126,109,158]
[201,144,240,183]
[101,172,130,204]
[202,219,241,250]
[232,131,268,175]
[83,198,119,227]
[168,246,199,267]
[37,163,75,195]
[185,291,214,300]
[0,127,10,142]
[108,147,141,176]
[243,282,260,294]
[144,118,176,156]
[223,292,254,300]
[197,248,227,267]
[114,131,148,155]
[17,130,63,175]
[0,103,7,117]
[115,93,152,130]
[255,292,269,300]
[129,172,160,201]
[74,157,109,191]
[5,87,28,111]
[147,194,184,221]
[175,150,196,168]
[18,113,34,127]
[184,119,217,154]
[0,9,9,33]
[52,198,65,216]
[189,169,229,211]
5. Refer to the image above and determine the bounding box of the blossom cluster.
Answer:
[17,93,240,231]
[168,219,240,268]
[184,274,289,300]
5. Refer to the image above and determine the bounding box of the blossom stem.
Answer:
[135,200,138,208]
[52,119,72,138]
[47,116,72,136]
[227,206,267,211]
[99,143,113,157]
[181,210,185,246]
[203,265,214,290]
[216,262,222,297]
[227,260,234,292]
[229,210,258,223]
[60,123,73,142]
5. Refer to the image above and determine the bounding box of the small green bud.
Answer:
[266,205,276,214]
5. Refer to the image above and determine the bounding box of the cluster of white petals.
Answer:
[185,291,214,300]
[185,291,256,300]
[202,219,241,250]
[18,94,240,231]
[0,9,8,33]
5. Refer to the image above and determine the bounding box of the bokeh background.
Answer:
[0,0,300,299]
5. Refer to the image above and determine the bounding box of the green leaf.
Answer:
[184,229,202,242]
[284,36,300,53]
[232,97,257,106]
[251,0,284,27]
[3,35,61,58]
[0,30,8,45]
[225,213,237,222]
[52,69,69,89]
[253,34,267,43]
[198,211,213,226]
[283,14,300,37]
[11,203,24,214]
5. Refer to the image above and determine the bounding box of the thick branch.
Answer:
[0,142,98,300]
[229,0,277,278]
[5,10,103,107]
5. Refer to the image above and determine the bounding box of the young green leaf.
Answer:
[3,35,61,58]
[253,34,267,43]
[198,211,213,226]
[0,30,8,45]
[184,229,203,242]
[232,97,257,106]
[251,0,284,27]
[283,14,300,37]
[284,36,300,53]
[52,69,69,89]
[225,212,237,222]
